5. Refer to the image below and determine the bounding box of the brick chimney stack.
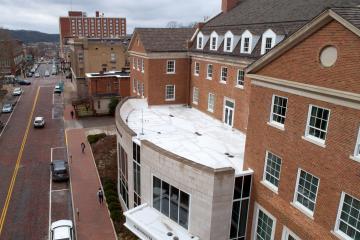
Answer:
[96,11,99,17]
[221,0,240,13]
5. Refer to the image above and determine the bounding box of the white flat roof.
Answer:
[120,98,246,173]
[124,204,199,240]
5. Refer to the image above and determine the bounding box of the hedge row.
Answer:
[102,178,123,225]
[87,133,106,144]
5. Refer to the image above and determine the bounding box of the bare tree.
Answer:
[166,21,184,28]
[0,28,14,89]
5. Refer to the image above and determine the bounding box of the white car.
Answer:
[12,87,22,96]
[2,103,13,113]
[54,85,62,94]
[33,116,45,128]
[35,72,40,78]
[45,71,50,77]
[50,220,74,240]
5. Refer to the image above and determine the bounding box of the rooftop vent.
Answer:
[228,155,234,158]
[224,152,229,155]
[173,237,179,240]
[195,132,202,136]
[167,232,173,236]
[169,114,174,117]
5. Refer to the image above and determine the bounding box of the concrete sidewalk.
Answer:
[66,128,117,240]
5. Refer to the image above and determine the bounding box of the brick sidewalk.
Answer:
[66,128,117,240]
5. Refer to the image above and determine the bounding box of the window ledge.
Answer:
[165,99,175,102]
[331,230,351,240]
[349,155,360,163]
[235,85,244,89]
[193,102,198,105]
[302,136,326,148]
[207,109,214,113]
[166,72,176,75]
[267,122,285,131]
[260,180,278,194]
[219,81,227,84]
[194,74,199,77]
[206,77,212,80]
[290,202,314,220]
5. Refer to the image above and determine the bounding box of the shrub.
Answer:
[110,209,122,222]
[108,202,121,212]
[103,182,117,192]
[108,97,119,116]
[104,189,118,198]
[106,195,119,204]
[87,133,106,144]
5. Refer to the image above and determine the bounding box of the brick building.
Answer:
[116,0,360,239]
[0,39,24,76]
[67,37,129,98]
[59,11,126,57]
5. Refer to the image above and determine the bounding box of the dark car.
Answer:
[17,79,31,85]
[51,160,69,182]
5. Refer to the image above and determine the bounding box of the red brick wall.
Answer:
[59,17,70,45]
[120,78,130,97]
[190,59,249,132]
[88,76,130,97]
[258,20,360,94]
[245,20,360,239]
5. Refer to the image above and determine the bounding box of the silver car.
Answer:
[33,116,45,128]
[2,103,13,113]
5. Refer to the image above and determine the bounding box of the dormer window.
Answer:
[210,36,217,50]
[225,37,232,52]
[240,30,259,54]
[243,38,250,53]
[223,31,234,52]
[198,36,203,49]
[261,29,283,55]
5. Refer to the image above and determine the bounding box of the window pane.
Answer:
[233,176,243,199]
[230,201,240,238]
[153,177,161,211]
[242,175,251,198]
[161,181,170,216]
[239,199,249,236]
[179,191,189,229]
[170,186,179,222]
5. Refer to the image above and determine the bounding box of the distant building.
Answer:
[59,11,127,58]
[0,39,24,76]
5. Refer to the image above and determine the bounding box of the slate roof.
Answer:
[134,28,195,53]
[191,0,360,59]
[332,7,360,29]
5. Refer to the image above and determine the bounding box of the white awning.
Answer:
[124,203,199,240]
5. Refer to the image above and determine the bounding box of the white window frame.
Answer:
[207,93,215,113]
[141,59,144,73]
[210,32,218,51]
[351,126,360,162]
[137,58,140,71]
[304,105,330,146]
[224,31,234,52]
[132,79,136,93]
[252,203,276,240]
[220,67,228,83]
[292,168,320,218]
[192,87,199,105]
[206,64,213,80]
[281,226,301,240]
[261,29,277,55]
[334,192,360,240]
[197,32,204,49]
[236,69,245,87]
[269,95,288,129]
[167,60,176,74]
[241,30,253,54]
[223,97,235,127]
[194,62,200,76]
[165,85,175,101]
[262,151,282,193]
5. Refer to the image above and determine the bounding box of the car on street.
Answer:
[33,116,45,128]
[50,220,74,240]
[2,103,13,113]
[35,72,40,78]
[54,85,62,94]
[17,79,31,85]
[45,70,50,77]
[27,72,33,77]
[51,160,69,182]
[12,87,22,96]
[52,69,57,75]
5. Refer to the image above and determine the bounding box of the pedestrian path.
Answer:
[65,108,117,240]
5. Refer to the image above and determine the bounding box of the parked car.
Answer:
[27,72,33,77]
[50,220,74,240]
[51,160,69,181]
[17,79,31,85]
[12,87,22,96]
[52,69,57,75]
[35,72,40,78]
[45,70,50,77]
[2,103,13,113]
[33,116,45,128]
[54,85,62,94]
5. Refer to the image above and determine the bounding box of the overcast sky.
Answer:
[0,0,221,34]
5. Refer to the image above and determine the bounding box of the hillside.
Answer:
[6,29,59,43]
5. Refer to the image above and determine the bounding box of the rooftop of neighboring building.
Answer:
[86,70,130,78]
[131,28,195,52]
[120,98,246,174]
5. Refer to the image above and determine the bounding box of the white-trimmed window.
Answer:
[254,204,276,240]
[225,37,232,52]
[241,30,253,54]
[352,127,360,160]
[282,227,301,240]
[237,69,244,87]
[192,87,199,105]
[265,38,273,53]
[334,192,360,240]
[207,64,213,80]
[132,79,136,92]
[137,58,140,70]
[197,33,204,49]
[305,105,330,143]
[293,169,319,216]
[167,60,175,74]
[141,59,144,73]
[165,85,175,101]
[270,95,288,127]
[194,62,200,76]
[208,93,215,112]
[210,33,218,50]
[137,81,141,96]
[261,29,280,55]
[243,38,250,52]
[263,151,282,192]
[220,67,228,83]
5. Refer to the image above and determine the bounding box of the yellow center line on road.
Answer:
[0,86,41,235]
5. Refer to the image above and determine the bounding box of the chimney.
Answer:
[221,0,240,13]
[96,11,99,17]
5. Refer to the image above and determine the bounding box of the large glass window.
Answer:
[165,85,175,101]
[208,93,215,113]
[270,95,288,126]
[237,70,244,86]
[263,151,282,191]
[294,169,319,215]
[193,87,199,105]
[221,67,228,82]
[153,176,190,229]
[305,105,330,142]
[133,142,141,207]
[229,174,252,240]
[118,144,129,208]
[167,60,175,73]
[335,192,360,239]
[194,62,200,76]
[207,64,213,80]
[254,205,276,240]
